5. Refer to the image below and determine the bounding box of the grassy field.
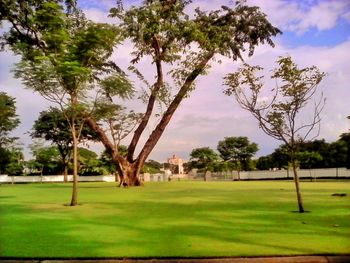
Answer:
[0,180,349,258]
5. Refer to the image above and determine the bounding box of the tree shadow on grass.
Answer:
[1,183,349,258]
[0,203,108,258]
[83,199,350,257]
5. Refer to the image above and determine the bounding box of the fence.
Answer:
[0,168,349,183]
[0,173,171,183]
[0,174,116,183]
[191,167,350,181]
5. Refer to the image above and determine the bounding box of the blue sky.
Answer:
[1,0,350,161]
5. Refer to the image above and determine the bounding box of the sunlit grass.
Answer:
[0,181,349,258]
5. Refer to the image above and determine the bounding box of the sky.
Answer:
[1,0,350,162]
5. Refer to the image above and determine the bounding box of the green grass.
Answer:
[0,181,349,258]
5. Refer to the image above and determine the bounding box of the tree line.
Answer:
[187,133,350,177]
[257,136,350,170]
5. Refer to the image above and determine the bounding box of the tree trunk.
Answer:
[70,126,78,206]
[63,164,68,183]
[292,159,305,213]
[40,166,43,183]
[119,162,142,186]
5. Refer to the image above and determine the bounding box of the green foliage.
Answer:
[217,136,258,171]
[29,143,61,175]
[93,102,142,146]
[189,147,219,172]
[109,0,281,119]
[0,92,20,147]
[5,162,24,176]
[258,135,350,170]
[256,156,272,170]
[31,107,101,174]
[146,159,162,170]
[0,147,25,175]
[0,147,11,174]
[339,132,350,168]
[1,148,24,175]
[141,159,162,174]
[78,147,106,176]
[99,145,128,175]
[297,151,322,169]
[31,107,72,149]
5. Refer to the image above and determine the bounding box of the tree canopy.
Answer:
[189,147,219,178]
[0,92,20,148]
[217,136,258,171]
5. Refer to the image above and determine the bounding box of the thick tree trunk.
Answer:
[118,161,142,186]
[292,159,305,213]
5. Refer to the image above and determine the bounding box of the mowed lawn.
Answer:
[0,180,349,258]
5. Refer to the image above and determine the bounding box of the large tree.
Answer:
[224,56,325,213]
[217,136,258,180]
[0,1,128,205]
[85,0,281,186]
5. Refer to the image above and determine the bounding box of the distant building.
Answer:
[167,154,184,174]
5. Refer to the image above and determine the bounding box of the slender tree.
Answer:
[0,1,128,205]
[224,56,325,213]
[85,0,281,186]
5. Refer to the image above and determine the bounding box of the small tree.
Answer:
[4,148,24,176]
[29,142,61,176]
[224,56,325,213]
[0,92,20,148]
[189,147,219,181]
[217,136,258,180]
[31,107,99,181]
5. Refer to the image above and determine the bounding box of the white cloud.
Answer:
[247,0,350,35]
[292,1,348,34]
[83,8,116,24]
